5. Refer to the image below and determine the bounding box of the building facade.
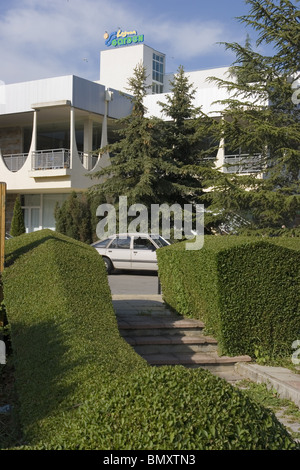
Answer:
[0,39,261,234]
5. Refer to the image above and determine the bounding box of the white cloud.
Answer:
[0,0,235,84]
[146,19,225,59]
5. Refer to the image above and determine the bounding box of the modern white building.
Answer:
[0,33,261,233]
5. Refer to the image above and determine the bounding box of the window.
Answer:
[94,238,111,248]
[152,53,164,94]
[109,236,131,249]
[150,235,170,247]
[134,236,156,251]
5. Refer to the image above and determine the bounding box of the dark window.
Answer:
[134,237,156,251]
[109,236,131,249]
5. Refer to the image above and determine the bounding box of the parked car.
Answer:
[91,233,170,274]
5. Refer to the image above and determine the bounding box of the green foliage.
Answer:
[91,63,217,215]
[208,0,300,228]
[2,230,298,450]
[54,191,103,244]
[157,236,300,358]
[2,230,145,447]
[238,226,300,237]
[91,63,167,208]
[31,366,298,450]
[10,196,25,237]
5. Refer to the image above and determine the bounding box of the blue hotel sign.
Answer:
[104,29,144,48]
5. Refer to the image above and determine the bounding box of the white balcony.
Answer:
[224,153,264,175]
[3,153,28,172]
[32,148,70,170]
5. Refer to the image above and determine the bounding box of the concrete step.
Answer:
[123,335,218,354]
[141,352,252,372]
[114,297,251,380]
[118,318,206,337]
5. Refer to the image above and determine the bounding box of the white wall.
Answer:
[100,44,165,94]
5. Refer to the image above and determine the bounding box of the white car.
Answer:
[91,233,170,274]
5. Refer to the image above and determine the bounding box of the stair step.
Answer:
[141,352,252,371]
[114,301,252,377]
[123,335,218,353]
[118,319,205,337]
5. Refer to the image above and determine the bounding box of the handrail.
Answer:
[32,148,70,170]
[224,153,263,174]
[3,153,28,172]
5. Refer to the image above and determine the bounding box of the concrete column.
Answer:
[70,106,77,169]
[29,110,38,169]
[101,100,108,149]
[215,137,225,172]
[83,118,93,170]
[101,89,113,149]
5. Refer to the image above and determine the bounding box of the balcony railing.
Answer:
[3,153,28,172]
[224,154,264,174]
[32,149,70,170]
[78,151,99,169]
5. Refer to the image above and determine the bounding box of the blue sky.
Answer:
[0,0,265,84]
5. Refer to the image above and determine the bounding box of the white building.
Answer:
[0,34,260,233]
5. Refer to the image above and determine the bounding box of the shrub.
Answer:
[2,229,146,446]
[10,196,25,237]
[2,230,298,450]
[157,236,300,358]
[237,227,300,238]
[30,366,298,450]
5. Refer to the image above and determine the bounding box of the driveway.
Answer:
[108,270,161,295]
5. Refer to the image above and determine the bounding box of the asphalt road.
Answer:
[108,270,161,295]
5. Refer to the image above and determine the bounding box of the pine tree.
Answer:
[10,196,25,236]
[158,65,218,207]
[55,192,92,243]
[209,0,300,228]
[91,62,166,208]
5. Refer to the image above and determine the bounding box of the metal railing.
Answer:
[3,153,28,172]
[32,149,70,170]
[78,151,99,169]
[224,153,264,174]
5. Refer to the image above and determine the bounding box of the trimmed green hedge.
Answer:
[157,236,300,358]
[2,230,298,450]
[30,366,298,450]
[2,230,146,446]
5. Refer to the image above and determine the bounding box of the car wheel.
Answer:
[103,257,113,274]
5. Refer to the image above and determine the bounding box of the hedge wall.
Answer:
[2,229,146,446]
[2,230,298,450]
[157,236,300,358]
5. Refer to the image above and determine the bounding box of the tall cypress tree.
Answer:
[55,192,92,243]
[10,196,25,236]
[208,0,300,228]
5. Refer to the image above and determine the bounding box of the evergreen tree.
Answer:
[10,196,25,236]
[158,65,218,206]
[91,63,218,231]
[55,192,92,243]
[91,62,166,208]
[209,0,300,228]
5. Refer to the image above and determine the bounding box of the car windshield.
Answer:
[150,235,170,247]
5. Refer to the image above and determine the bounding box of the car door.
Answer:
[132,235,158,270]
[105,235,132,270]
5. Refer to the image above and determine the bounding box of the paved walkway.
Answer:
[112,294,300,410]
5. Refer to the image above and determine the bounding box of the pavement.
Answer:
[108,271,300,411]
